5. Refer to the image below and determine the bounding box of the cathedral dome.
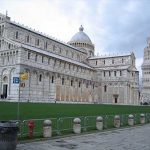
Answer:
[68,25,95,57]
[69,25,93,45]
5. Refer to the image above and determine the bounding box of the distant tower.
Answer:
[141,37,150,103]
[68,25,95,57]
[6,11,8,17]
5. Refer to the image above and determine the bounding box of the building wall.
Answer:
[18,64,98,103]
[0,44,98,103]
[2,22,87,62]
[0,13,140,105]
[88,53,139,105]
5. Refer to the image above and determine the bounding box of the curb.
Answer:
[18,123,148,144]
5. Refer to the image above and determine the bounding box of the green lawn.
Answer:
[0,102,150,120]
[1,102,150,139]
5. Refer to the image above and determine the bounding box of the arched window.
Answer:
[0,26,1,36]
[77,54,80,61]
[104,85,107,92]
[114,71,117,76]
[3,76,8,82]
[37,39,39,46]
[62,78,64,85]
[93,84,95,89]
[28,52,31,59]
[53,45,55,51]
[48,58,50,64]
[8,43,11,49]
[86,83,88,88]
[109,71,111,76]
[51,76,54,83]
[96,60,97,65]
[1,25,4,35]
[35,54,37,61]
[27,35,30,43]
[112,59,114,64]
[69,64,70,70]
[45,42,47,49]
[42,56,44,63]
[79,82,81,88]
[104,71,105,77]
[59,48,61,54]
[120,71,122,76]
[66,50,68,56]
[7,56,9,62]
[39,74,42,82]
[15,31,18,39]
[71,80,73,86]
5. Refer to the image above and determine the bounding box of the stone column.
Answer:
[73,118,81,134]
[96,116,103,130]
[43,119,52,138]
[56,74,61,101]
[128,114,134,126]
[114,115,120,128]
[140,114,145,124]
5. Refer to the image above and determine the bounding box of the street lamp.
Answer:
[17,71,28,120]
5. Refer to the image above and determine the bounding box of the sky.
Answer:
[0,0,150,76]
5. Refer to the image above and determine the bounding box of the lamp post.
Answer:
[17,73,21,120]
[17,72,28,120]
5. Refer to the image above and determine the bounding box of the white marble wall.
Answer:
[0,13,140,105]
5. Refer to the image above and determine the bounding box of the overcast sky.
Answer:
[0,0,150,76]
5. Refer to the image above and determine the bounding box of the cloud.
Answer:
[0,0,150,74]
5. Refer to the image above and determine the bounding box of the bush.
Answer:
[143,102,149,105]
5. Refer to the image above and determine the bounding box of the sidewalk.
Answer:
[17,124,150,150]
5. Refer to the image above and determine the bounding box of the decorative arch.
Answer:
[3,76,8,83]
[1,68,9,76]
[24,68,30,74]
[1,68,10,99]
[31,70,38,84]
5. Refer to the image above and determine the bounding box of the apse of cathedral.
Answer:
[0,12,140,105]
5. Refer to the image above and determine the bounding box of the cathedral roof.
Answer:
[5,20,86,54]
[21,44,94,69]
[97,65,131,70]
[69,25,93,45]
[89,53,132,59]
[4,37,94,70]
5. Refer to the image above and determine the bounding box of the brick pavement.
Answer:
[17,124,150,150]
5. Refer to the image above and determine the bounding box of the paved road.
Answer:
[17,124,150,150]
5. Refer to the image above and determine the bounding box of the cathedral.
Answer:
[0,13,139,105]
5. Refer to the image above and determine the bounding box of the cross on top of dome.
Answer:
[79,25,84,32]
